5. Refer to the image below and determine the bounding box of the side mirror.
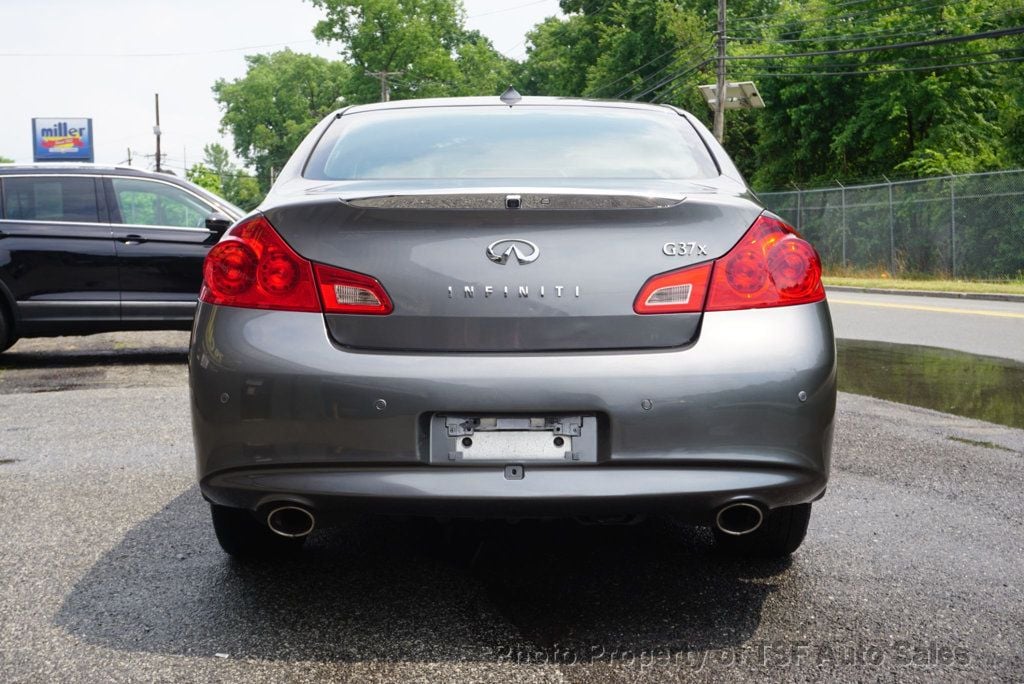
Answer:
[205,212,233,234]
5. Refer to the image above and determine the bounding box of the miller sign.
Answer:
[32,117,94,162]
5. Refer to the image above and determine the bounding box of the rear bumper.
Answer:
[202,464,827,523]
[190,300,836,519]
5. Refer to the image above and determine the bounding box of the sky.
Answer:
[0,0,563,171]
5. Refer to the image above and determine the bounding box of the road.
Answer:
[827,289,1024,362]
[1,293,1023,681]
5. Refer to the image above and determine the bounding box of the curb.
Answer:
[825,285,1024,303]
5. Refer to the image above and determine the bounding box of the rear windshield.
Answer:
[305,106,719,181]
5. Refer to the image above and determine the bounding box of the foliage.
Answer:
[185,164,222,196]
[212,0,1024,192]
[726,0,1024,188]
[0,156,13,164]
[308,0,514,100]
[202,143,262,211]
[213,3,515,194]
[511,0,1024,189]
[213,50,352,192]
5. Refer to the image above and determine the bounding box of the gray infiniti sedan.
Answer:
[189,94,836,559]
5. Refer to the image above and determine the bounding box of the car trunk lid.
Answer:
[263,188,762,352]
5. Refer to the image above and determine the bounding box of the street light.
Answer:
[698,81,766,110]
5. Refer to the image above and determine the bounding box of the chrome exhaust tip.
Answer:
[266,505,316,538]
[715,502,764,536]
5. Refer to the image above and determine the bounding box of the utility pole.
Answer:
[714,0,727,142]
[366,70,403,102]
[153,93,162,173]
[126,147,132,167]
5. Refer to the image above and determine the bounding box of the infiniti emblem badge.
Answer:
[486,238,539,265]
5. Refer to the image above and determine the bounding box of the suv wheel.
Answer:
[713,503,812,558]
[210,503,306,558]
[0,304,15,353]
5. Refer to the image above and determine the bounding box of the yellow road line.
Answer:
[828,298,1024,319]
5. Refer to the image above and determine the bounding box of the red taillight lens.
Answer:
[201,214,393,315]
[706,214,823,311]
[633,263,713,314]
[201,214,320,312]
[205,239,257,296]
[633,214,824,315]
[315,263,393,315]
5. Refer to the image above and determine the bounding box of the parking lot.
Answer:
[0,330,1022,681]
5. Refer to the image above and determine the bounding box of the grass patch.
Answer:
[824,276,1024,295]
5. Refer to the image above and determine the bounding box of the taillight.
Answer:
[633,214,823,314]
[200,214,393,315]
[706,214,823,310]
[201,215,319,312]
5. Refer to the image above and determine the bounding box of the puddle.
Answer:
[838,339,1024,430]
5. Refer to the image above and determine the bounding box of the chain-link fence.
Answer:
[758,169,1024,279]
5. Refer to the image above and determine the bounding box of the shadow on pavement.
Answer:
[0,350,186,370]
[56,487,790,663]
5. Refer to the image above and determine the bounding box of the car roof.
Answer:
[342,95,679,117]
[0,163,176,179]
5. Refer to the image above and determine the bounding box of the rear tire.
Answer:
[210,503,306,558]
[0,303,15,353]
[713,503,811,558]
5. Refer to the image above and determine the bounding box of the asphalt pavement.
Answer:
[827,289,1024,362]
[1,327,1022,682]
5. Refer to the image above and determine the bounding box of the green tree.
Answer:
[213,50,352,192]
[519,15,595,96]
[187,143,263,211]
[185,163,222,196]
[738,0,1024,188]
[0,156,13,163]
[308,0,513,99]
[514,0,1024,188]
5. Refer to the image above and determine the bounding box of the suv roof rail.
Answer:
[0,162,140,172]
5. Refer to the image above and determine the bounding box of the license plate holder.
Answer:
[429,415,599,464]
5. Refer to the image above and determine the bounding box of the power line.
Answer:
[731,0,948,31]
[724,26,1024,61]
[748,54,1024,77]
[729,26,948,45]
[628,55,716,101]
[0,39,318,58]
[729,7,1023,40]
[610,43,715,99]
[588,45,681,97]
[366,69,404,102]
[732,47,1024,72]
[730,0,883,24]
[467,0,549,19]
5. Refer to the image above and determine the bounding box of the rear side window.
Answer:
[305,106,719,181]
[110,178,212,228]
[2,176,99,223]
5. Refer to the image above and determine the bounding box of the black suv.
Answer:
[0,164,243,352]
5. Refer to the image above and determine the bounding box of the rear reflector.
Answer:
[315,263,393,315]
[201,214,392,315]
[634,263,712,314]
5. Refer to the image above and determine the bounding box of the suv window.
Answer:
[111,178,212,228]
[2,176,100,222]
